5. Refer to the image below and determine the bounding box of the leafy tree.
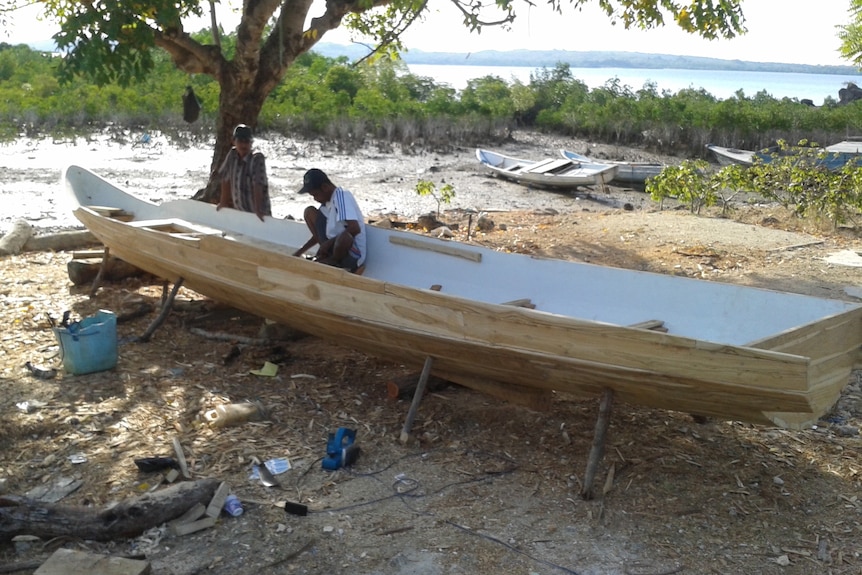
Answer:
[841,0,862,66]
[1,0,746,200]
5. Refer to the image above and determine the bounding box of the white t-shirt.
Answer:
[322,187,366,266]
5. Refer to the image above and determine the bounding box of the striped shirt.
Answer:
[218,149,271,216]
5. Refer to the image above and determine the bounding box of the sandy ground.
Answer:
[2,131,862,575]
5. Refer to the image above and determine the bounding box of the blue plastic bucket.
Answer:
[53,310,118,375]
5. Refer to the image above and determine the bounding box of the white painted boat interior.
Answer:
[64,165,859,349]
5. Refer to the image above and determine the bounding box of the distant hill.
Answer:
[313,43,859,76]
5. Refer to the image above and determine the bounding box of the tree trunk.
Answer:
[195,80,269,204]
[0,478,220,542]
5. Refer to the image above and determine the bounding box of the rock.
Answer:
[417,213,442,231]
[0,219,33,256]
[834,425,859,437]
[435,226,454,238]
[476,213,495,232]
[838,82,862,105]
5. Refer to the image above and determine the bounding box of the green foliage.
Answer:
[415,180,455,217]
[646,159,718,214]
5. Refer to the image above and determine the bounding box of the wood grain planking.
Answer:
[76,210,858,428]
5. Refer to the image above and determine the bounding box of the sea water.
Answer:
[407,64,862,105]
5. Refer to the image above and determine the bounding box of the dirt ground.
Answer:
[2,133,862,575]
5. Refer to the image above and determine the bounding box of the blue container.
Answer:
[53,310,118,375]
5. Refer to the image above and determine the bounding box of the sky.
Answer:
[3,0,854,68]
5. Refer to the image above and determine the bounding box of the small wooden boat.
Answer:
[65,164,862,429]
[706,144,756,167]
[707,142,862,171]
[476,148,618,189]
[560,149,665,186]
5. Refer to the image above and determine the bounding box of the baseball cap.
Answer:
[232,124,253,141]
[299,168,331,194]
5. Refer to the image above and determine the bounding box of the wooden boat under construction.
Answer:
[64,164,862,429]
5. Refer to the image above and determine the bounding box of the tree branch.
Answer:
[154,30,225,78]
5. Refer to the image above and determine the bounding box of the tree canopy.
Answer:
[841,0,862,66]
[0,0,748,199]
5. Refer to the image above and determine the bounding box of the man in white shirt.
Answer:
[293,168,366,272]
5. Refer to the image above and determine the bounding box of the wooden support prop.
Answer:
[400,356,435,444]
[89,247,110,297]
[579,318,667,499]
[581,388,614,500]
[139,278,184,342]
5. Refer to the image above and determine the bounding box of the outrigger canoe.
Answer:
[64,164,862,429]
[476,148,618,189]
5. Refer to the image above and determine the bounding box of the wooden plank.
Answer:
[501,298,535,309]
[35,548,150,575]
[172,437,190,479]
[169,516,217,537]
[205,482,231,518]
[628,319,667,332]
[167,502,206,527]
[389,234,482,262]
[526,159,572,174]
[521,158,557,172]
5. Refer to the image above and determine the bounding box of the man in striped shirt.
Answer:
[216,124,271,221]
[293,168,366,272]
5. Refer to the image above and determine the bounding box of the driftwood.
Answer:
[24,230,99,253]
[0,478,220,542]
[0,220,32,256]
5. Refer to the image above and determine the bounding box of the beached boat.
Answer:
[706,144,757,167]
[476,148,618,189]
[65,164,862,429]
[560,149,665,186]
[707,142,862,170]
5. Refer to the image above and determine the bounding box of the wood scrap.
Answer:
[34,548,150,575]
[189,327,269,346]
[67,256,144,286]
[171,437,191,480]
[0,478,219,542]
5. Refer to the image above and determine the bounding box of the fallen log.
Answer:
[0,478,220,542]
[67,256,145,286]
[24,230,99,253]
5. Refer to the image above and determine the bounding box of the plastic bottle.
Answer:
[204,400,265,428]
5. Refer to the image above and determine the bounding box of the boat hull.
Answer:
[560,150,664,186]
[65,165,862,428]
[476,148,618,189]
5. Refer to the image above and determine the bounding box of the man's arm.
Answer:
[344,220,361,237]
[293,236,319,257]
